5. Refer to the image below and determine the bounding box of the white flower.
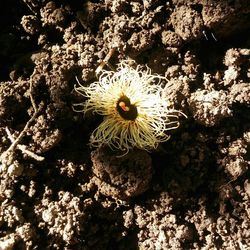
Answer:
[74,61,184,151]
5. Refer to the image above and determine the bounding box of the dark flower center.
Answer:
[116,95,138,120]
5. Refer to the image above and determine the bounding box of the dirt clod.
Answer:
[91,147,152,200]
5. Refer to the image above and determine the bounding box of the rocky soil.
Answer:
[0,0,250,249]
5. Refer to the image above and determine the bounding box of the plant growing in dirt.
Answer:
[74,61,185,152]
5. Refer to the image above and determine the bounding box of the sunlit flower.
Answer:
[74,61,184,152]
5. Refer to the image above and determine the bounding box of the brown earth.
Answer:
[0,0,250,249]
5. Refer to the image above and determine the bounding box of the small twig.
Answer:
[95,48,116,76]
[5,127,44,161]
[5,108,38,155]
[4,81,38,154]
[0,80,44,164]
[22,0,37,15]
[202,30,208,40]
[211,32,217,42]
[29,79,38,113]
[218,177,237,191]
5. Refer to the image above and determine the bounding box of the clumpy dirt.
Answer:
[0,0,250,249]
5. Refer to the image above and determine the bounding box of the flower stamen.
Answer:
[119,101,130,112]
[116,95,138,121]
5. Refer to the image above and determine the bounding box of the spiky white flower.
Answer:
[74,61,184,151]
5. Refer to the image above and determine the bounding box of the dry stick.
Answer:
[4,108,37,154]
[29,78,38,113]
[5,127,44,161]
[0,80,44,162]
[22,0,37,15]
[4,81,38,153]
[95,48,116,76]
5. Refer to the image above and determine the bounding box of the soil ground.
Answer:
[0,1,250,249]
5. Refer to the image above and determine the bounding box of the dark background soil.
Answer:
[0,0,250,249]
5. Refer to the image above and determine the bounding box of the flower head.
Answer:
[75,61,184,151]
